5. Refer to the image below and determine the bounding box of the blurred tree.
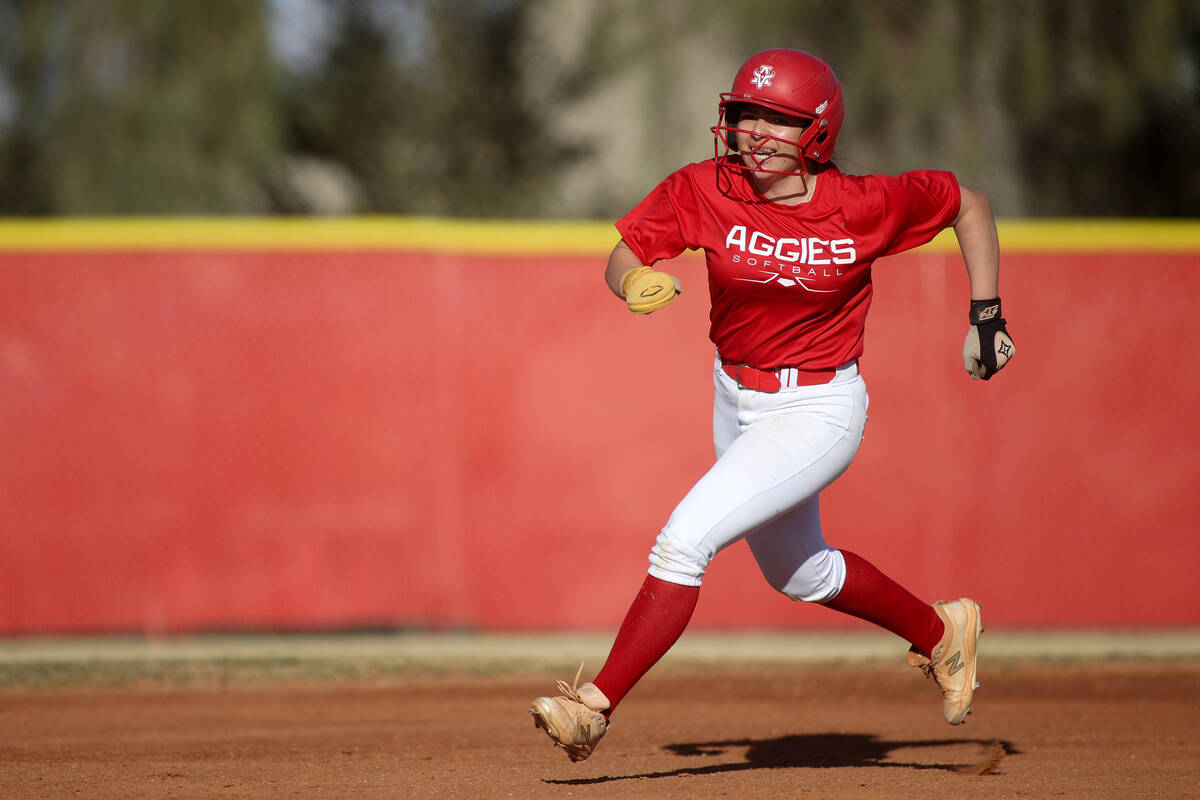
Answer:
[274,0,412,213]
[422,0,583,215]
[703,0,1200,216]
[0,0,279,214]
[282,0,582,215]
[0,0,1196,216]
[1006,0,1200,215]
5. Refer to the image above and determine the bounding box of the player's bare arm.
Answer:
[605,239,643,297]
[952,184,1000,300]
[954,183,1016,380]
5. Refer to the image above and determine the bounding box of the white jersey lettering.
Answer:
[748,230,774,257]
[808,238,830,265]
[775,237,801,262]
[725,225,748,251]
[830,238,856,264]
[725,226,857,268]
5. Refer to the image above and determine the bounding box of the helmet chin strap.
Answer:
[735,137,811,198]
[712,120,816,200]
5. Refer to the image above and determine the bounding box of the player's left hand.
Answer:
[962,298,1014,380]
[621,266,682,314]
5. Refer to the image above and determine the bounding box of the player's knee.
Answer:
[646,527,707,587]
[768,547,844,604]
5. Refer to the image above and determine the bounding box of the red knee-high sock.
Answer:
[825,550,945,658]
[592,574,700,716]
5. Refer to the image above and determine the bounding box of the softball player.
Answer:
[530,49,1014,763]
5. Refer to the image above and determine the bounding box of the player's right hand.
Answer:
[621,266,682,314]
[962,298,1015,380]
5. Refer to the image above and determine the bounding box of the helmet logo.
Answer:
[750,65,775,89]
[815,100,829,114]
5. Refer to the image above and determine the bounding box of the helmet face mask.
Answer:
[714,102,819,179]
[711,49,844,183]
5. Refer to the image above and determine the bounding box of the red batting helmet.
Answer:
[712,49,845,170]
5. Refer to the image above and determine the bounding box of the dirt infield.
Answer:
[2,656,1199,799]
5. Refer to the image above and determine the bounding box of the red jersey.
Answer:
[616,159,960,370]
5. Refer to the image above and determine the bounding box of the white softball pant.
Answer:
[647,357,868,603]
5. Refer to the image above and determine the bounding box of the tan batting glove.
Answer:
[962,298,1015,380]
[620,266,682,314]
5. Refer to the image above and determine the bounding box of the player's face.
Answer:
[733,105,809,177]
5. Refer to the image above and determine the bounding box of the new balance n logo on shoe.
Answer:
[944,650,965,676]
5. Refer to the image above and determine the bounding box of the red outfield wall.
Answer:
[1,220,1198,634]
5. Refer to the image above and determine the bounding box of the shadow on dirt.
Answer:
[544,733,1018,784]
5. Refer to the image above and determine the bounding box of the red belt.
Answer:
[721,359,837,393]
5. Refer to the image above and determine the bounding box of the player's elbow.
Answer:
[954,185,993,228]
